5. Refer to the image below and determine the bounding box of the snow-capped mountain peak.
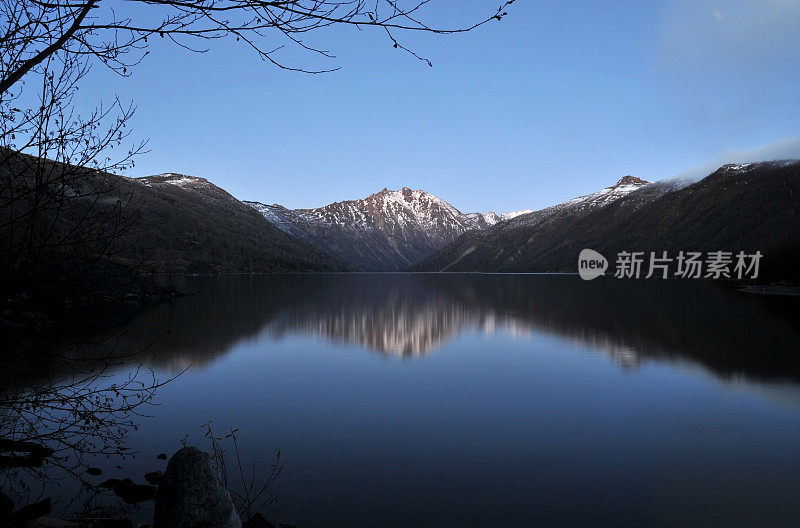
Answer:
[366,187,467,230]
[246,187,487,271]
[507,175,652,227]
[615,175,648,187]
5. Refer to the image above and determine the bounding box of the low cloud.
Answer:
[671,137,800,182]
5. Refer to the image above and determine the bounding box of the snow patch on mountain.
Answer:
[137,173,213,189]
[244,201,310,238]
[508,175,651,227]
[465,211,501,229]
[560,175,651,210]
[135,173,251,211]
[501,209,534,221]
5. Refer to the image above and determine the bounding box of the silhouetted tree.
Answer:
[0,343,181,504]
[1,0,514,93]
[0,52,145,292]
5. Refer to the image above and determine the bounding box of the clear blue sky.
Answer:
[78,0,800,213]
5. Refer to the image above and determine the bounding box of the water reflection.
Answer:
[124,274,800,383]
[54,274,800,528]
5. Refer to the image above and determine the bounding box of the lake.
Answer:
[28,274,800,527]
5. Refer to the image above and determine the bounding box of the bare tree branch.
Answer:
[1,0,515,96]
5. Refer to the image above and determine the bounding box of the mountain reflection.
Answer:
[262,275,541,355]
[123,274,800,383]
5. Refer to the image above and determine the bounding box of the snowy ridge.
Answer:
[293,187,473,237]
[136,173,252,211]
[248,187,486,241]
[716,160,798,174]
[501,209,534,221]
[465,211,501,229]
[508,175,651,227]
[556,175,650,210]
[243,202,309,238]
[245,187,516,270]
[137,173,213,189]
[247,187,546,240]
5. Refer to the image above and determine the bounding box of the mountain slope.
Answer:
[502,175,653,230]
[117,173,350,272]
[408,175,657,272]
[410,162,800,272]
[408,162,800,272]
[246,187,512,271]
[465,211,501,229]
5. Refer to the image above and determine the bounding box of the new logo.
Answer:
[578,249,608,280]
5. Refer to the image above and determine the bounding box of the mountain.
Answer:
[501,209,534,220]
[502,175,653,230]
[245,187,526,271]
[462,210,531,228]
[117,173,351,272]
[7,147,797,281]
[408,162,800,273]
[556,175,650,209]
[465,211,501,229]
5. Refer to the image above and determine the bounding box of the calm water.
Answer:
[67,275,800,526]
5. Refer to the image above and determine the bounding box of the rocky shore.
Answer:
[1,447,292,528]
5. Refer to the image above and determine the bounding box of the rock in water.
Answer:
[154,447,241,528]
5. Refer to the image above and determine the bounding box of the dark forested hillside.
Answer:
[0,151,351,280]
[409,161,800,273]
[6,149,797,280]
[114,173,351,272]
